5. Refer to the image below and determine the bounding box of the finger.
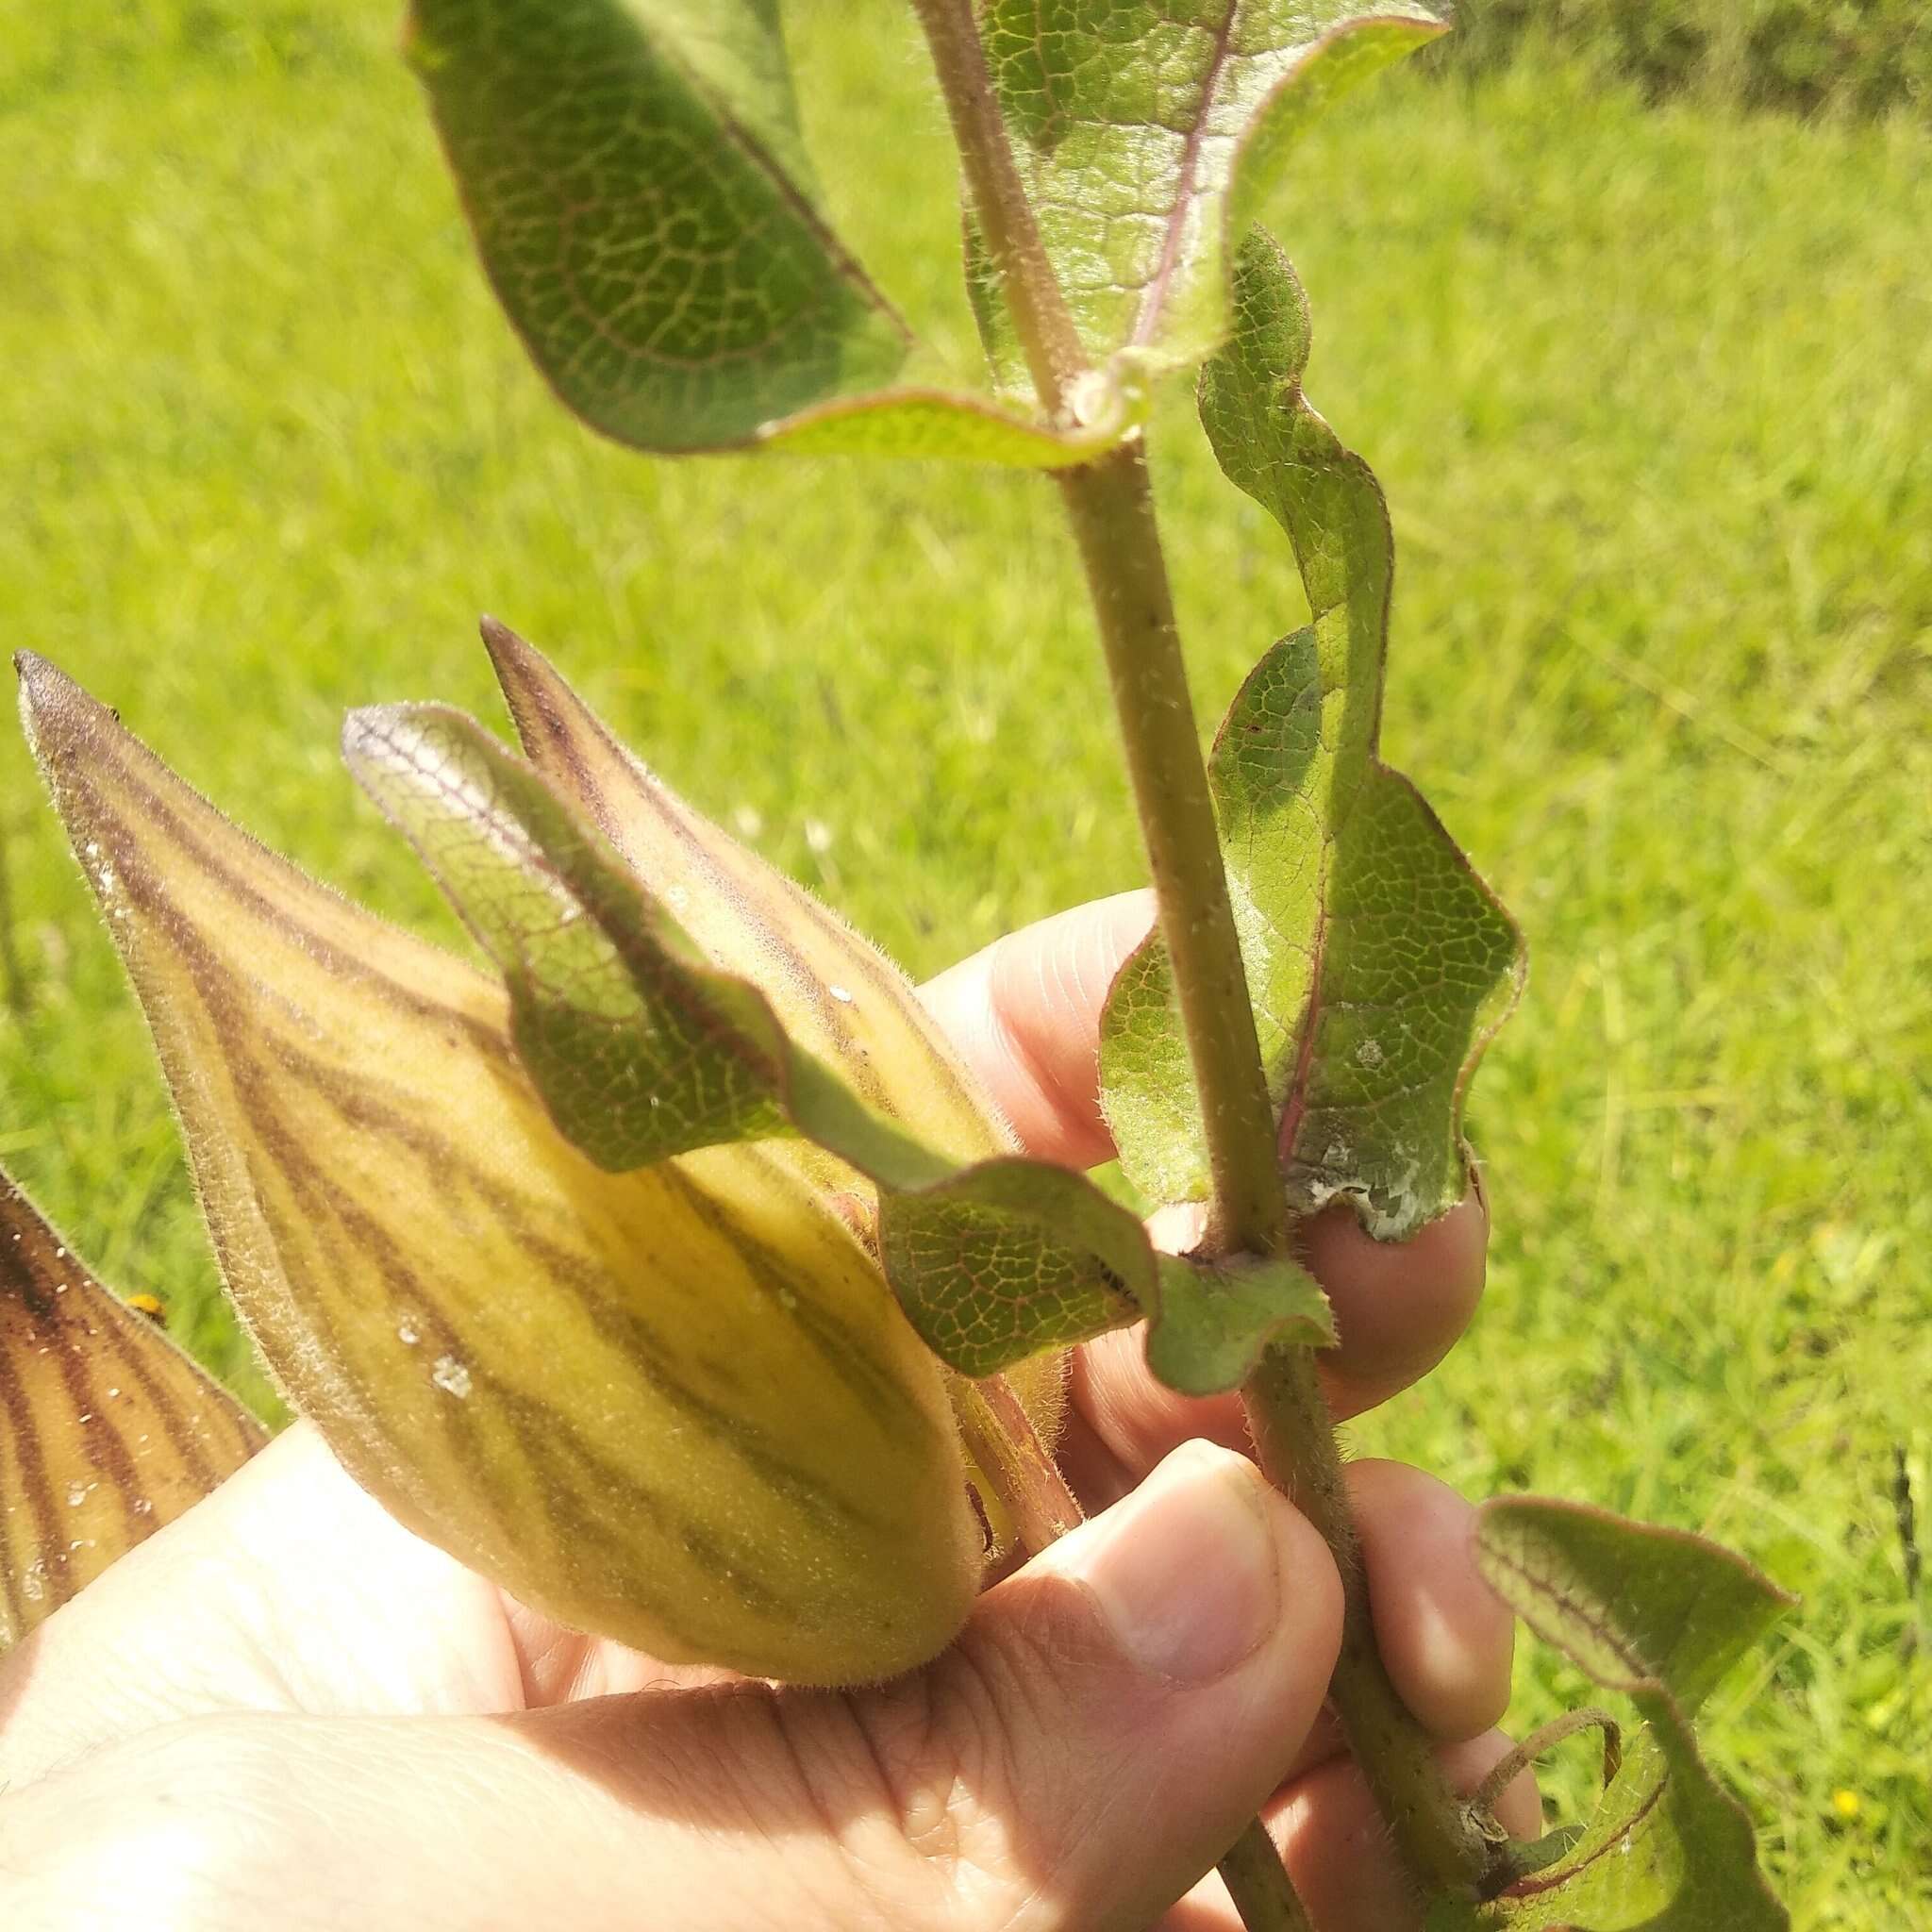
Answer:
[0,1422,517,1790]
[5,1443,1344,1932]
[1165,1460,1511,1800]
[919,889,1153,1169]
[1272,1732,1541,1932]
[1065,1191,1490,1505]
[1351,1461,1514,1742]
[1302,1192,1490,1418]
[1159,1734,1541,1932]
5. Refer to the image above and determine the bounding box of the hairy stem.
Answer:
[908,0,1086,410]
[1246,1348,1492,1896]
[956,1373,1084,1553]
[910,0,1489,1908]
[1055,443,1289,1258]
[1063,445,1487,1899]
[1220,1819,1316,1932]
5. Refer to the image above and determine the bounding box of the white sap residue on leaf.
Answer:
[431,1353,473,1399]
[133,1497,155,1517]
[21,1558,48,1603]
[828,985,854,1005]
[66,1479,94,1507]
[397,1319,421,1347]
[1356,1038,1384,1068]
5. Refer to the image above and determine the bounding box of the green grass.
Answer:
[3,3,1928,1919]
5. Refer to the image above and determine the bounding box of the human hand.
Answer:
[0,892,1530,1932]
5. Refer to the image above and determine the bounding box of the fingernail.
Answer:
[1061,1442,1281,1684]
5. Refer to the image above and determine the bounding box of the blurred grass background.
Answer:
[1439,0,1932,118]
[1,1,1927,1919]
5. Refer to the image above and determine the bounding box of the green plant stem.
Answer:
[1220,1819,1316,1932]
[1061,444,1489,1902]
[1246,1346,1493,1897]
[909,0,1490,1908]
[908,0,1085,411]
[1054,443,1291,1259]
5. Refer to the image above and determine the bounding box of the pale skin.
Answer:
[0,892,1534,1930]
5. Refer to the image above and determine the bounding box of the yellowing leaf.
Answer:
[19,653,981,1685]
[0,1170,265,1651]
[482,619,1013,1169]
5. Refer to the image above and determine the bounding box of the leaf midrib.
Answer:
[1129,0,1240,348]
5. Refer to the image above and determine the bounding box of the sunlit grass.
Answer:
[2,3,1926,1917]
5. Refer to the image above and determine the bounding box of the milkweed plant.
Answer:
[1,4,1793,1926]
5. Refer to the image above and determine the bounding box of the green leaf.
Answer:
[408,0,1144,464]
[875,1162,1146,1380]
[1474,1498,1796,1719]
[344,702,1155,1378]
[1427,1500,1793,1931]
[969,2,1446,386]
[1,1168,266,1650]
[752,369,1152,466]
[408,0,904,449]
[1144,1250,1334,1396]
[1100,228,1523,1235]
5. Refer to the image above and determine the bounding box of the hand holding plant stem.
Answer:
[1,905,1524,1931]
[2,1,1796,1924]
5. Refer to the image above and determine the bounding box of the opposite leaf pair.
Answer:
[408,0,1448,461]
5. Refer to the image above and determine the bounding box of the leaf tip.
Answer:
[476,616,601,773]
[477,612,541,691]
[13,652,118,785]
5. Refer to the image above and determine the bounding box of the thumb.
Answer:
[908,1438,1345,1927]
[1,1445,1341,1932]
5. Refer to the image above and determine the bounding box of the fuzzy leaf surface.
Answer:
[480,619,1012,1166]
[0,1171,266,1650]
[969,1,1445,385]
[478,622,1071,1433]
[1144,1251,1333,1395]
[408,0,1141,463]
[1428,1499,1792,1931]
[20,653,982,1685]
[345,700,1157,1379]
[1100,229,1523,1235]
[1474,1498,1795,1719]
